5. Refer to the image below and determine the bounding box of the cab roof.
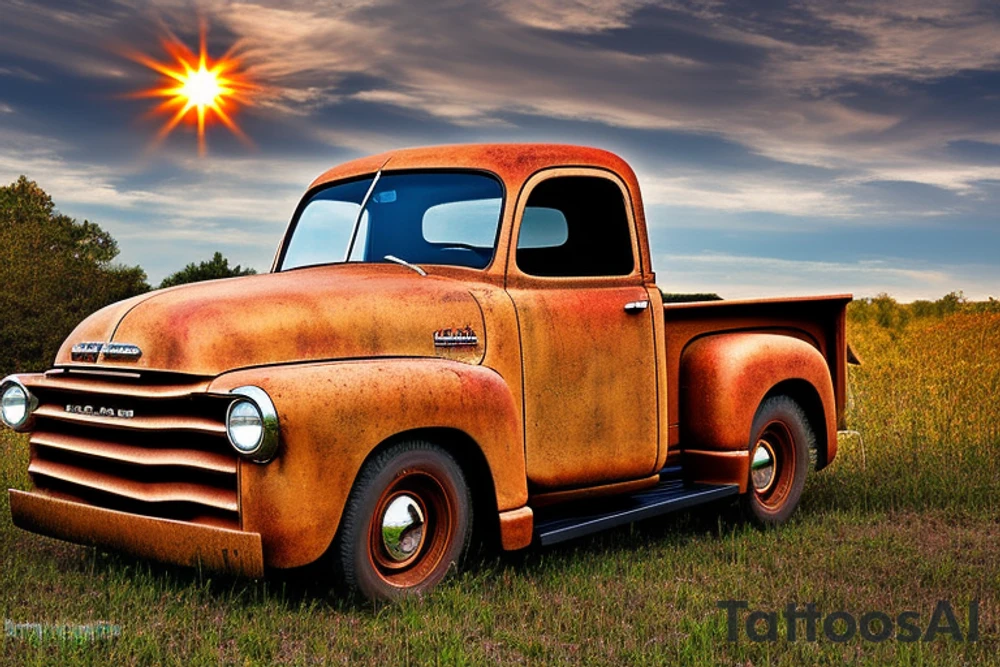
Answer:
[308,143,639,192]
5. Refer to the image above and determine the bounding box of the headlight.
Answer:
[1,377,37,431]
[228,400,263,451]
[225,386,279,462]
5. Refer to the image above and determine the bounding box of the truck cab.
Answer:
[3,144,849,601]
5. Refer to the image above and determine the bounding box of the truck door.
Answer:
[506,170,660,490]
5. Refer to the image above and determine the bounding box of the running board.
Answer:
[533,478,739,546]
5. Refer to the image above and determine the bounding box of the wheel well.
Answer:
[763,379,829,469]
[368,427,500,543]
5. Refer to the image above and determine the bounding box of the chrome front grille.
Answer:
[22,369,239,530]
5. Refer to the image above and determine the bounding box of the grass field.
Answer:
[2,306,999,665]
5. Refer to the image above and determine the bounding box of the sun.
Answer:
[180,66,223,108]
[127,24,257,155]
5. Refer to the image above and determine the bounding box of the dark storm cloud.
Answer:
[0,0,997,297]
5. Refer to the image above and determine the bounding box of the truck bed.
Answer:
[660,294,852,448]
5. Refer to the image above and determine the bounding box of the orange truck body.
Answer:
[4,144,849,579]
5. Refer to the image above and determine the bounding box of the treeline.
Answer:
[0,176,255,375]
[848,292,1000,330]
[661,292,723,303]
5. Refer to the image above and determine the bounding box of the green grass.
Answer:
[2,310,999,665]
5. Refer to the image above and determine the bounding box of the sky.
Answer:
[0,0,998,300]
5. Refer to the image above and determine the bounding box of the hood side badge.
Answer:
[70,342,142,363]
[433,326,479,348]
[102,343,143,361]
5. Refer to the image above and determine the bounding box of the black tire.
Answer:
[330,440,472,601]
[739,395,813,525]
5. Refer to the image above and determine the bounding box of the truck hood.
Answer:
[55,264,486,375]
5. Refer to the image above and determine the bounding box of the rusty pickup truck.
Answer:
[3,144,850,600]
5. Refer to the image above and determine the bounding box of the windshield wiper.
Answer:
[343,170,382,262]
[383,255,427,276]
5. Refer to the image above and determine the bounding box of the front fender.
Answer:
[208,358,526,569]
[680,333,836,457]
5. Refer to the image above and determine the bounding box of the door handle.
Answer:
[624,300,650,313]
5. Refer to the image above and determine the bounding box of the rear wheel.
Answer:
[330,440,472,601]
[740,395,813,525]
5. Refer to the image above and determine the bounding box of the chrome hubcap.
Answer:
[381,494,425,562]
[751,440,777,493]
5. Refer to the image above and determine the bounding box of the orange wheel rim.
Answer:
[751,420,796,510]
[368,470,455,588]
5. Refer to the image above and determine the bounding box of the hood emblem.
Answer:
[71,342,104,362]
[70,342,143,363]
[433,325,478,348]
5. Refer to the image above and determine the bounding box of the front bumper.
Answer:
[9,489,264,577]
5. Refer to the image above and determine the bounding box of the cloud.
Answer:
[0,130,142,208]
[0,1,134,79]
[641,172,861,218]
[5,1,997,186]
[848,164,1000,193]
[495,0,658,33]
[0,128,328,277]
[655,252,998,301]
[176,0,997,207]
[0,0,998,294]
[0,65,44,81]
[774,1,1000,86]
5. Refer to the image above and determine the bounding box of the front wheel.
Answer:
[740,395,813,525]
[329,440,472,601]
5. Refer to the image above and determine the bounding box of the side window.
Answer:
[515,176,635,277]
[422,198,503,248]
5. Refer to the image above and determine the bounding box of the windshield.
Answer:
[280,171,504,271]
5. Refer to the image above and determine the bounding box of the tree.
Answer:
[0,176,150,374]
[159,251,256,289]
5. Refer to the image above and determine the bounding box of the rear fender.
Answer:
[208,358,525,569]
[680,333,836,465]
